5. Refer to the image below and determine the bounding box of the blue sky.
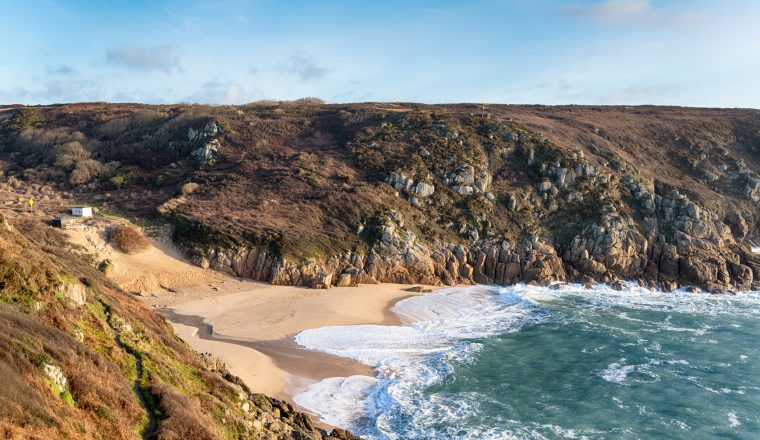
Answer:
[1,0,759,107]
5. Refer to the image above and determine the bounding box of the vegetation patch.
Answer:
[110,225,152,255]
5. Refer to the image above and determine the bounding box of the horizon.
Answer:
[2,0,759,108]
[3,101,760,111]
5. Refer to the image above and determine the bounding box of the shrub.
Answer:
[107,175,125,189]
[93,110,165,140]
[110,225,152,255]
[53,141,90,168]
[9,108,45,132]
[12,128,90,171]
[70,159,103,184]
[292,97,325,105]
[93,117,130,140]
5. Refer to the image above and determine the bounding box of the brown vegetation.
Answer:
[0,212,352,439]
[111,225,152,255]
[1,102,759,289]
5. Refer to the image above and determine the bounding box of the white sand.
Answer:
[173,283,422,341]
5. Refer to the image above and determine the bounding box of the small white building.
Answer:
[71,207,93,217]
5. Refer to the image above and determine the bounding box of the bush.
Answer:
[292,97,325,105]
[105,170,132,189]
[9,108,45,132]
[70,159,103,184]
[93,110,165,140]
[12,128,91,171]
[93,117,130,140]
[53,141,90,168]
[110,225,152,254]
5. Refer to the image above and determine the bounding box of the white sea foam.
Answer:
[294,285,536,438]
[293,282,760,438]
[293,375,378,428]
[524,281,760,317]
[728,411,741,427]
[601,359,635,383]
[752,246,760,254]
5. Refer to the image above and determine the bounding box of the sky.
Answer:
[1,0,759,107]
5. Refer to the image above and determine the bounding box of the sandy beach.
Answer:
[65,217,432,401]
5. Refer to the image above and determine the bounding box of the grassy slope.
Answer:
[0,213,340,439]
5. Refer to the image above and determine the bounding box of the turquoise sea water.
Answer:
[294,285,760,439]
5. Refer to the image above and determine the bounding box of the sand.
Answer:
[170,283,420,341]
[171,322,286,397]
[64,216,432,401]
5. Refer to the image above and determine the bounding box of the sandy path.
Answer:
[63,216,432,401]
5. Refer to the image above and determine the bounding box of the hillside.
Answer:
[0,211,358,438]
[1,103,760,294]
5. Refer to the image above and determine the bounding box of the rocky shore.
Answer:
[179,108,760,294]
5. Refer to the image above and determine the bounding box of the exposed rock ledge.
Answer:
[187,212,760,294]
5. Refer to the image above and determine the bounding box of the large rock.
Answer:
[309,272,333,289]
[43,363,68,393]
[413,181,435,198]
[59,281,86,306]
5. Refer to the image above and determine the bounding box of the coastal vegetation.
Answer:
[4,102,759,292]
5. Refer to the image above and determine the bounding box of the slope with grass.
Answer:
[0,212,359,439]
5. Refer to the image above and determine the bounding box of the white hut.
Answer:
[71,207,93,217]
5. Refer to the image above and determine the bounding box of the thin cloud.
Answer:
[279,53,328,81]
[560,0,707,28]
[105,45,180,72]
[0,78,101,104]
[602,84,680,102]
[182,80,264,105]
[47,65,75,75]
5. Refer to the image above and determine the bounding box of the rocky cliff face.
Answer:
[169,105,760,293]
[1,103,759,293]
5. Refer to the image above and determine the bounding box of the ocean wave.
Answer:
[524,282,760,317]
[601,359,635,383]
[294,285,538,438]
[293,375,378,428]
[293,283,760,438]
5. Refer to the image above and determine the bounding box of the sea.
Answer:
[293,283,760,439]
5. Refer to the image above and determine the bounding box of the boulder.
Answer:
[309,272,333,289]
[59,281,86,306]
[43,363,68,393]
[335,273,352,287]
[413,181,435,198]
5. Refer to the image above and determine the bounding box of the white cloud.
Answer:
[105,45,180,72]
[182,80,264,105]
[279,53,329,81]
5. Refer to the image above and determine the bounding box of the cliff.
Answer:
[0,212,359,439]
[1,103,760,293]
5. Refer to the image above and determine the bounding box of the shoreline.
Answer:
[157,283,434,403]
[59,216,436,408]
